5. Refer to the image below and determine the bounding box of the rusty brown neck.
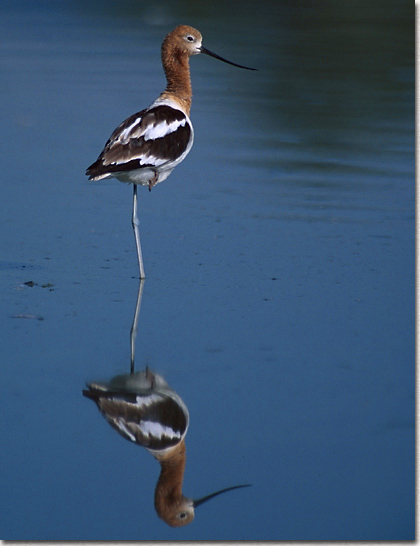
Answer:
[160,44,192,115]
[154,440,187,518]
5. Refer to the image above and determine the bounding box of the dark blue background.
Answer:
[1,0,414,540]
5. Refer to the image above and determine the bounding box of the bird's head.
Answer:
[157,484,251,527]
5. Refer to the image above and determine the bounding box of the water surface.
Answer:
[0,0,414,541]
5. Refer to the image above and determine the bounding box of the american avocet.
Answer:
[83,367,250,527]
[86,25,256,279]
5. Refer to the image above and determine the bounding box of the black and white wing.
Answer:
[83,384,189,452]
[86,104,193,181]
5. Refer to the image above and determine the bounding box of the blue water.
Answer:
[0,0,414,541]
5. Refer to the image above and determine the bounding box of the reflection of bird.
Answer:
[86,25,256,279]
[83,367,250,527]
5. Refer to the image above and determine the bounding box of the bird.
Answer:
[86,25,256,279]
[83,367,250,527]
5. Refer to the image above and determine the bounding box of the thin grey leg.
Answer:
[130,278,145,373]
[132,184,145,279]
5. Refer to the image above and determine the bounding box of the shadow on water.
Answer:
[82,279,250,528]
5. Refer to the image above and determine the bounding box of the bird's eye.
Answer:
[186,35,194,42]
[179,512,187,519]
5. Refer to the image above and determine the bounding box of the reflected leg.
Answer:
[130,278,145,373]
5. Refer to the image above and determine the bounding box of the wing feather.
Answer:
[86,105,192,180]
[84,388,188,450]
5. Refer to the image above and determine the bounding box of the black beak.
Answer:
[193,484,251,508]
[200,46,257,71]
